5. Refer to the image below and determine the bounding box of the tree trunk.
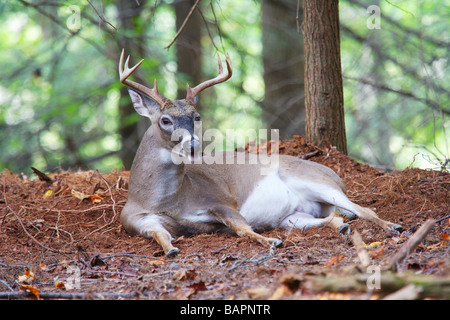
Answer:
[303,0,347,154]
[117,0,148,169]
[174,0,202,104]
[262,0,305,139]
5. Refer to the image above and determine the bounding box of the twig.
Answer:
[6,205,73,255]
[228,246,276,272]
[100,253,169,263]
[436,214,450,224]
[164,0,201,50]
[389,219,436,271]
[211,246,229,254]
[182,252,205,264]
[0,280,13,292]
[301,149,319,160]
[86,0,117,31]
[0,290,152,300]
[81,171,119,238]
[351,230,370,268]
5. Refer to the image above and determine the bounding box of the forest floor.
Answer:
[0,135,449,300]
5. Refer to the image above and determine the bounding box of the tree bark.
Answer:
[174,0,202,104]
[262,0,305,139]
[303,0,347,154]
[117,0,148,169]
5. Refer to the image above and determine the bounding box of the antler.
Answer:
[186,53,232,103]
[119,49,166,106]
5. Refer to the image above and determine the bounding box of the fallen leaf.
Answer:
[71,189,103,204]
[149,259,166,265]
[188,281,207,293]
[173,269,197,281]
[369,244,386,258]
[364,241,383,248]
[427,241,449,250]
[43,190,52,199]
[71,189,89,200]
[55,281,65,289]
[324,255,344,267]
[39,263,50,272]
[88,194,102,204]
[442,233,449,241]
[18,268,35,284]
[172,287,195,300]
[20,284,40,299]
[268,285,292,300]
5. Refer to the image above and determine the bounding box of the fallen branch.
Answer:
[389,219,436,271]
[301,272,450,299]
[382,283,423,300]
[0,290,152,300]
[351,230,370,268]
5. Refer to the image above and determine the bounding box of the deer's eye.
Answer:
[160,117,172,126]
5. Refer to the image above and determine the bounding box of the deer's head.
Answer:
[119,49,232,163]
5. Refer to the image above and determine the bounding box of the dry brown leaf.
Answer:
[20,284,40,299]
[149,259,166,265]
[71,189,103,203]
[88,194,102,204]
[324,255,344,267]
[173,269,197,281]
[43,190,52,199]
[39,263,50,272]
[369,244,386,258]
[427,241,449,250]
[364,241,383,248]
[18,268,35,284]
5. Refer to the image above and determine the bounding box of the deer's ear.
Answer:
[128,88,160,119]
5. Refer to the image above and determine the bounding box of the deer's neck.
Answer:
[129,126,186,208]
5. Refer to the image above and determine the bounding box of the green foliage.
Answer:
[340,0,449,169]
[0,0,448,174]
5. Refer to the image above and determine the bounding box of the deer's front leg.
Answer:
[130,214,180,257]
[151,231,180,257]
[209,205,282,248]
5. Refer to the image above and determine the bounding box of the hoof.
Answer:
[338,223,351,235]
[166,248,180,257]
[272,239,283,248]
[342,212,357,221]
[387,223,403,233]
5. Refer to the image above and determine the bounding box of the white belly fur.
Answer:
[240,173,322,231]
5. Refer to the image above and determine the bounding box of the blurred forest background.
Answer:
[0,0,448,175]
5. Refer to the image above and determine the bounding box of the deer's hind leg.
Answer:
[280,211,350,234]
[209,205,283,248]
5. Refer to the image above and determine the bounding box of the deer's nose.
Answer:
[181,134,200,152]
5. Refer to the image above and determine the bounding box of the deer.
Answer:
[118,49,402,257]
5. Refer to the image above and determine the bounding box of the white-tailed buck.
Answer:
[119,49,402,257]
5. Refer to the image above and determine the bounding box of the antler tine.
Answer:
[118,49,166,106]
[186,53,232,103]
